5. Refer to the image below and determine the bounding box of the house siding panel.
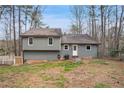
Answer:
[60,44,98,58]
[60,44,72,57]
[78,45,98,58]
[24,51,59,60]
[22,37,61,50]
[23,44,98,61]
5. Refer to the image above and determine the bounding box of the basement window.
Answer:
[86,45,91,50]
[28,37,33,45]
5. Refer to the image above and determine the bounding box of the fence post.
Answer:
[2,56,4,64]
[13,56,15,65]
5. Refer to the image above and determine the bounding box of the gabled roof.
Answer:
[21,28,62,37]
[21,28,99,44]
[61,34,100,44]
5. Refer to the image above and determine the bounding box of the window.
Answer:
[74,46,77,51]
[86,45,91,50]
[48,37,53,46]
[64,45,69,50]
[28,37,33,45]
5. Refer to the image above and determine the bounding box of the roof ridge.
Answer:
[21,28,62,37]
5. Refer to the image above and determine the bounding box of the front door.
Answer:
[72,45,78,56]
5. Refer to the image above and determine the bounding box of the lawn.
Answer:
[0,59,124,88]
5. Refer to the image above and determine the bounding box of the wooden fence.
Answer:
[0,56,15,65]
[0,56,24,65]
[15,56,23,65]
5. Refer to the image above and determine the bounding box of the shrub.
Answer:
[64,54,69,60]
[109,48,118,57]
[121,47,124,53]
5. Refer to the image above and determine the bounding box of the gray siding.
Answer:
[24,51,59,60]
[78,45,98,57]
[60,45,73,57]
[23,37,98,60]
[23,44,98,61]
[22,37,61,50]
[60,44,98,58]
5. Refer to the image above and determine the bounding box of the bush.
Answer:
[109,48,118,57]
[57,54,61,60]
[64,54,69,60]
[121,47,124,53]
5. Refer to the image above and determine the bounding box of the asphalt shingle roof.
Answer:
[21,28,99,44]
[21,28,62,37]
[61,34,99,44]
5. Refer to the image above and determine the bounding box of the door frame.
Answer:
[72,45,78,56]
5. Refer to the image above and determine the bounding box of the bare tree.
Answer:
[117,6,124,50]
[9,6,12,41]
[12,5,17,56]
[22,6,33,31]
[70,5,84,34]
[18,6,21,56]
[30,6,45,29]
[88,5,98,40]
[114,5,118,50]
[100,5,106,57]
[107,6,113,50]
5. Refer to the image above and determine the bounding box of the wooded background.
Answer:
[0,5,123,57]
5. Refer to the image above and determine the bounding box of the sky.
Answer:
[42,5,71,32]
[0,6,72,39]
[0,5,122,39]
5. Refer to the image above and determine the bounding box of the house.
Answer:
[21,28,100,61]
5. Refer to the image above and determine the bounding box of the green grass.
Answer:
[111,76,117,80]
[0,60,81,87]
[0,61,82,74]
[92,59,109,65]
[56,75,67,87]
[41,74,54,81]
[63,62,81,71]
[0,75,8,82]
[94,83,111,88]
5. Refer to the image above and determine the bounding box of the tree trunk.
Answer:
[9,6,12,41]
[115,5,118,50]
[101,5,105,57]
[13,5,17,56]
[91,5,95,39]
[108,10,111,50]
[103,13,106,55]
[70,6,83,34]
[117,6,124,50]
[9,6,12,54]
[18,6,21,56]
[25,7,27,31]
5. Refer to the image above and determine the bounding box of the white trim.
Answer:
[28,37,33,46]
[86,45,91,51]
[48,37,53,46]
[63,44,69,50]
